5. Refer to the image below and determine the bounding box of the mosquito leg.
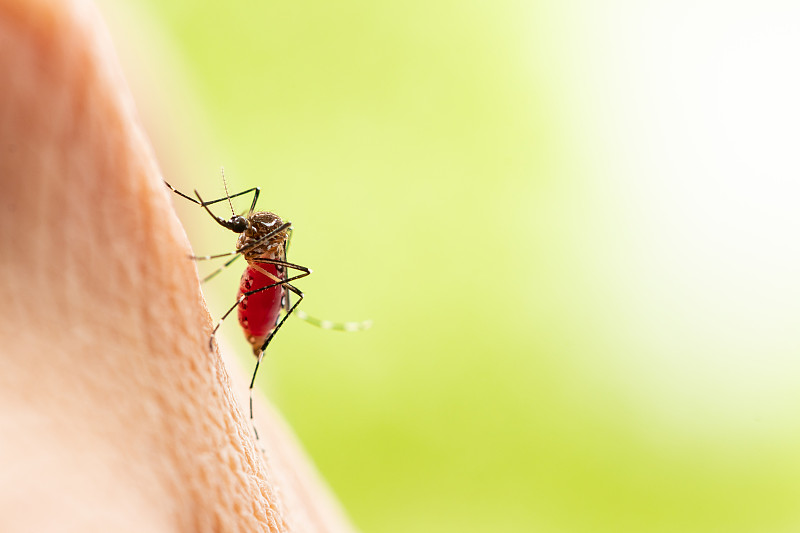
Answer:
[255,283,304,355]
[185,251,244,283]
[246,186,260,217]
[164,180,201,204]
[205,186,260,207]
[294,310,373,331]
[164,180,260,209]
[281,246,291,311]
[285,227,294,254]
[249,350,265,441]
[200,254,242,284]
[190,250,239,261]
[249,283,305,439]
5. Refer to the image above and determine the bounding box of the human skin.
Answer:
[0,1,356,531]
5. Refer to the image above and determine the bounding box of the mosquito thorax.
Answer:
[236,211,289,259]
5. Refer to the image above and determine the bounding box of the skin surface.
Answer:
[0,1,356,531]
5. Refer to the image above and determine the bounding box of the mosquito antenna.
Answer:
[221,166,236,217]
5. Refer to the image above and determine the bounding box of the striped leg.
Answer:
[249,281,304,440]
[294,310,372,331]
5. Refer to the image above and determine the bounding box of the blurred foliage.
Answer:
[103,1,800,532]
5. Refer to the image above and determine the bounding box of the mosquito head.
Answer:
[227,215,249,233]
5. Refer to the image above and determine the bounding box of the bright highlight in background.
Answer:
[556,1,800,440]
[108,0,800,531]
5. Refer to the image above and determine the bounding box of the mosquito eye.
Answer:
[230,216,248,233]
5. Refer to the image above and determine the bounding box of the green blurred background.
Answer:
[100,1,800,531]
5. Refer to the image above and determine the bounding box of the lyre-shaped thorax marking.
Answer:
[236,211,289,261]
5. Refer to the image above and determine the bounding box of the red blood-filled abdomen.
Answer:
[238,263,283,353]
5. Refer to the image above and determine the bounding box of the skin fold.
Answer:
[0,1,356,531]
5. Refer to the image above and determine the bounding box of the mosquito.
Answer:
[165,170,370,438]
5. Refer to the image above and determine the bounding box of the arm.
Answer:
[0,1,355,531]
